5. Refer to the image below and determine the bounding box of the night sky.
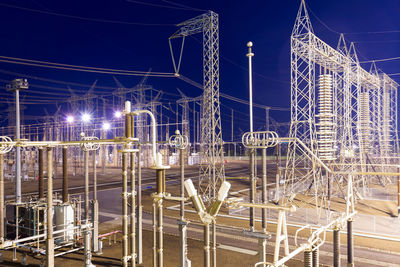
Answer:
[0,0,399,139]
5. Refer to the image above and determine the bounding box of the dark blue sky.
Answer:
[0,0,399,136]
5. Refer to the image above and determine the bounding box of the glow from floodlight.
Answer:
[81,113,91,123]
[114,111,122,118]
[66,115,74,123]
[102,122,111,131]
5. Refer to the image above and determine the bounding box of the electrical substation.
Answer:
[0,1,400,266]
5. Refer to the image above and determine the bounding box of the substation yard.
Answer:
[1,160,399,266]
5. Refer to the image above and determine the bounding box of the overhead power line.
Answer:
[0,2,174,26]
[360,56,400,63]
[177,74,288,111]
[126,0,205,12]
[0,55,175,77]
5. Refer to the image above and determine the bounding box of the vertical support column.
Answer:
[180,149,185,218]
[0,153,4,242]
[92,151,99,253]
[84,225,94,267]
[136,144,143,264]
[249,148,255,230]
[157,194,164,267]
[152,200,157,267]
[155,169,165,267]
[122,151,129,267]
[204,224,210,267]
[275,143,280,202]
[38,148,44,199]
[179,148,188,267]
[211,222,217,267]
[333,227,340,267]
[84,150,90,221]
[259,148,267,266]
[62,147,69,203]
[15,89,21,204]
[46,147,54,267]
[130,152,136,267]
[347,219,354,267]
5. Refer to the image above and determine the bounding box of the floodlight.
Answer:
[114,111,122,118]
[66,115,74,123]
[102,122,111,131]
[81,113,91,123]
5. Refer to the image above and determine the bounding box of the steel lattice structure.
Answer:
[170,11,224,200]
[284,0,399,211]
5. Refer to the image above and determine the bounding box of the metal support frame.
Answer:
[285,0,400,214]
[170,10,225,202]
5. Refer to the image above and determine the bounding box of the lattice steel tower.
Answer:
[285,0,399,210]
[170,11,224,199]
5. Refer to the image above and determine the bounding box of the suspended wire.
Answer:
[160,0,205,12]
[360,56,400,64]
[343,30,400,35]
[305,3,341,35]
[126,0,203,12]
[305,2,400,66]
[0,2,175,26]
[0,69,117,90]
[0,59,173,77]
[0,55,175,77]
[177,74,288,111]
[354,40,400,44]
[188,36,290,84]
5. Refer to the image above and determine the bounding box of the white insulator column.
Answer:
[359,91,371,155]
[316,74,336,160]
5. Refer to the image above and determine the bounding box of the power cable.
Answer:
[305,2,341,35]
[360,56,400,64]
[160,0,205,12]
[0,55,174,76]
[177,74,289,111]
[126,0,203,12]
[0,69,117,90]
[343,30,400,35]
[0,2,175,26]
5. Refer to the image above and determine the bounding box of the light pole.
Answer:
[246,42,256,230]
[7,78,29,203]
[247,41,254,133]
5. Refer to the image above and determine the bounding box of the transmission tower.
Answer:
[284,0,399,213]
[170,11,224,199]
